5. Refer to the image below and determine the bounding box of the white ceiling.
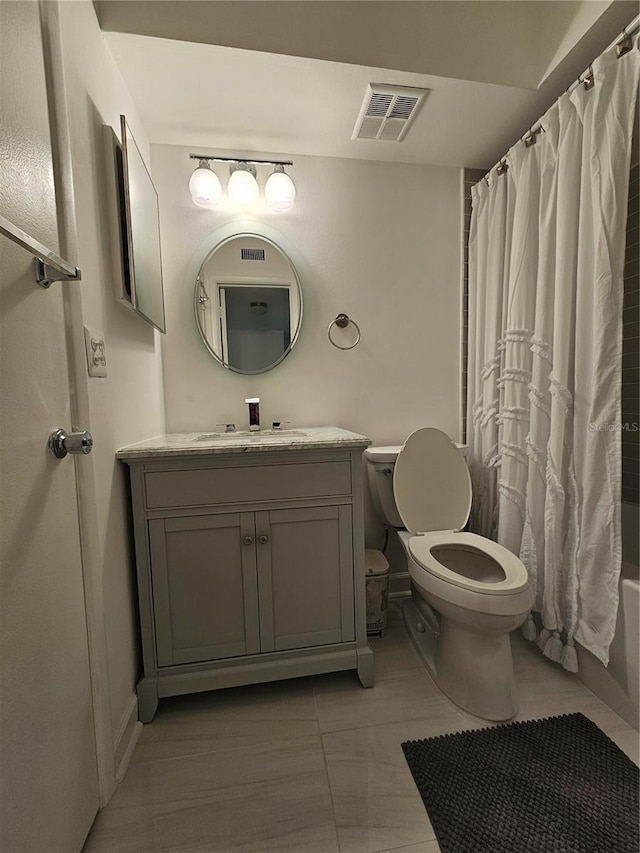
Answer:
[98,0,638,170]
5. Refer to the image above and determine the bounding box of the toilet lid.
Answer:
[393,427,472,534]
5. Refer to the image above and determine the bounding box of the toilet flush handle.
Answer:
[377,468,393,477]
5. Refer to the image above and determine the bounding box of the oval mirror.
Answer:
[195,234,303,374]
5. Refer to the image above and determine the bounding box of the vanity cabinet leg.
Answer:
[137,677,159,723]
[356,645,375,687]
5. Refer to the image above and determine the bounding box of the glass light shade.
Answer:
[227,165,259,205]
[265,167,296,211]
[189,162,222,208]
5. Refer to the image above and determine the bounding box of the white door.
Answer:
[0,2,100,849]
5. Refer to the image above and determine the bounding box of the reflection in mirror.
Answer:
[195,234,302,374]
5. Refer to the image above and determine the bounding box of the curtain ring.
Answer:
[616,28,633,58]
[583,65,594,90]
[328,314,361,350]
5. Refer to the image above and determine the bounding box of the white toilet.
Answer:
[364,427,533,721]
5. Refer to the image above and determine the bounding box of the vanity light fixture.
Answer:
[188,159,223,208]
[265,165,296,211]
[188,154,295,211]
[227,163,259,205]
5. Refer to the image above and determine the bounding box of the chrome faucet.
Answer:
[216,423,237,433]
[245,397,260,431]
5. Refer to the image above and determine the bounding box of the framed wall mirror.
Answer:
[103,117,166,333]
[195,234,303,374]
[120,116,166,333]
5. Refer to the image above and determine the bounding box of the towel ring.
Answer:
[328,313,361,350]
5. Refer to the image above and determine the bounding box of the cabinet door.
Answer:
[149,513,260,666]
[256,506,355,652]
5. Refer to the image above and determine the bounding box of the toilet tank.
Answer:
[364,442,470,529]
[364,446,403,528]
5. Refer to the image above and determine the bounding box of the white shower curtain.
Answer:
[467,40,639,669]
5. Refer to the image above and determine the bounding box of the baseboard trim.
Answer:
[113,693,142,784]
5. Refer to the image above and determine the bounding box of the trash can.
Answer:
[365,549,390,636]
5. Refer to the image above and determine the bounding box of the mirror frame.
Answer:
[194,232,303,375]
[119,116,166,333]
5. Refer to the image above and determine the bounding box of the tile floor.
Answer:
[84,601,639,853]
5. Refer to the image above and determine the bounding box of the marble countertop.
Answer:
[116,426,372,460]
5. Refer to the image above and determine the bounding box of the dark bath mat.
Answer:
[402,712,639,853]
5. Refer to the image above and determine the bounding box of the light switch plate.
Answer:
[84,326,107,377]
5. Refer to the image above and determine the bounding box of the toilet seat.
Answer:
[393,428,529,597]
[409,531,530,596]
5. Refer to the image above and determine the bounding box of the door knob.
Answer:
[243,535,254,546]
[258,534,269,545]
[48,428,93,459]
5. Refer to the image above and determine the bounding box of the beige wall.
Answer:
[153,144,462,546]
[58,0,165,752]
[155,146,461,442]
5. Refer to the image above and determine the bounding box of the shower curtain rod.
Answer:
[487,15,639,177]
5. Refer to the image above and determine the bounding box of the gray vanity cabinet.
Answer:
[119,438,373,722]
[149,505,355,667]
[149,512,260,666]
[255,505,354,652]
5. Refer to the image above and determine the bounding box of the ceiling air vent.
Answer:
[352,84,428,142]
[241,247,265,261]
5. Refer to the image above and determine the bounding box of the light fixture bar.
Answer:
[189,154,293,167]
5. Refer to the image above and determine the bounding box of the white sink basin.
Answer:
[196,429,309,441]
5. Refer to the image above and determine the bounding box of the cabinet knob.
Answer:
[243,535,253,546]
[258,534,269,545]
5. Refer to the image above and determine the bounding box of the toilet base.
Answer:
[402,595,520,721]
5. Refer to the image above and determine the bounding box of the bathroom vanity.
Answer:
[117,427,373,721]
